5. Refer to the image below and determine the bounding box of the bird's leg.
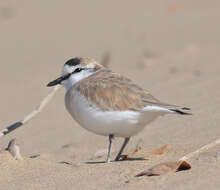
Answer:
[115,137,130,161]
[106,134,114,163]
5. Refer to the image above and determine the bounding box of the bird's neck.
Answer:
[63,71,94,92]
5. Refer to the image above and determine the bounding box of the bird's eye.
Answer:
[74,68,83,73]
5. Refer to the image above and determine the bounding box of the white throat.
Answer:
[62,70,94,92]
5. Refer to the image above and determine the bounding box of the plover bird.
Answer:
[47,57,191,162]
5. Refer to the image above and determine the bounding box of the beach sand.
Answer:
[0,0,220,189]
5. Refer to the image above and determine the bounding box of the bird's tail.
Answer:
[169,107,192,115]
[144,100,192,115]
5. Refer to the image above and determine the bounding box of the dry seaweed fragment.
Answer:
[120,143,168,160]
[149,145,168,155]
[30,154,41,158]
[59,161,72,165]
[135,160,191,177]
[120,146,142,160]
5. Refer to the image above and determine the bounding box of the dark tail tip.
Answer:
[181,107,191,111]
[169,109,192,115]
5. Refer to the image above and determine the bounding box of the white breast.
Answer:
[64,89,168,137]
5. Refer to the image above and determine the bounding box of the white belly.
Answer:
[65,91,165,137]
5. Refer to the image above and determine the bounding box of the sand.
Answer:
[0,0,220,189]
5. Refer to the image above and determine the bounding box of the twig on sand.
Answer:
[0,85,61,138]
[179,138,220,161]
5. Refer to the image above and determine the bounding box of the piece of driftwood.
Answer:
[149,145,169,155]
[0,85,61,138]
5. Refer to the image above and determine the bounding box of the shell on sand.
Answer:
[6,138,23,160]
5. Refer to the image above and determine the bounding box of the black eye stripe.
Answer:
[72,68,84,74]
[65,58,80,66]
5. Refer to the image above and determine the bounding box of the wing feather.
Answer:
[74,69,160,111]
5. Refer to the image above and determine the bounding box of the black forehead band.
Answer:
[65,58,81,66]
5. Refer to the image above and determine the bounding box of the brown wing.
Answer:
[74,69,161,111]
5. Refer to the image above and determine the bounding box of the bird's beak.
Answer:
[47,73,71,87]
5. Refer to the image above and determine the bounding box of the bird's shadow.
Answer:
[86,157,148,164]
